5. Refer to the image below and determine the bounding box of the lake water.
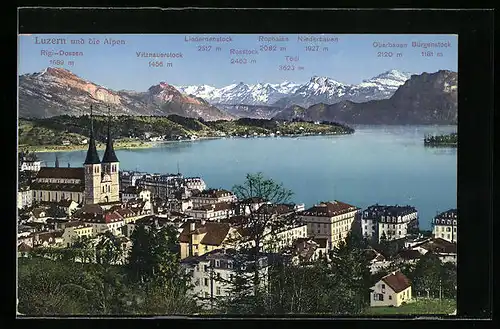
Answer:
[36,125,457,230]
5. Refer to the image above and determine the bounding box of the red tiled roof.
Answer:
[416,238,457,254]
[192,189,233,199]
[179,222,231,246]
[36,167,85,180]
[398,249,423,260]
[64,221,89,228]
[257,203,294,215]
[31,182,85,192]
[301,201,358,217]
[76,204,104,215]
[115,208,136,217]
[18,242,32,252]
[194,202,235,212]
[381,270,411,293]
[104,211,123,223]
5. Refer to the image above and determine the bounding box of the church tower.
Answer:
[101,105,120,203]
[84,104,102,204]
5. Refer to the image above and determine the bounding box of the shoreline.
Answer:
[20,132,354,153]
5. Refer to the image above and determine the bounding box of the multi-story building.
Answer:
[180,248,269,309]
[61,221,95,247]
[361,204,419,243]
[185,202,237,221]
[432,209,457,243]
[121,185,151,203]
[135,173,184,200]
[298,200,359,249]
[263,222,309,252]
[17,185,32,210]
[191,189,237,208]
[183,177,207,192]
[119,171,148,189]
[178,221,242,259]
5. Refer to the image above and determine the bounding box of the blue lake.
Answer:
[36,125,457,230]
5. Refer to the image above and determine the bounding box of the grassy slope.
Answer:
[363,298,456,315]
[18,116,354,151]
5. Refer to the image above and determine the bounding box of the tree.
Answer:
[329,232,372,314]
[127,224,181,285]
[230,172,294,306]
[95,231,123,267]
[440,262,457,299]
[412,252,442,299]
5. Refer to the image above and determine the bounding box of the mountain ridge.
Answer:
[273,70,457,125]
[19,67,234,121]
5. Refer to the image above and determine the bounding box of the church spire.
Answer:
[102,105,118,163]
[84,104,101,165]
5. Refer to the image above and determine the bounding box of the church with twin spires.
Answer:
[31,105,121,206]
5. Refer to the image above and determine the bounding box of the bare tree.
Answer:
[229,172,294,303]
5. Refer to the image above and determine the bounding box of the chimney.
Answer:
[190,222,195,231]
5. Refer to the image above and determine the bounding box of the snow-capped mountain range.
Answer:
[175,69,413,108]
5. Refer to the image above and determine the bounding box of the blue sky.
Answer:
[18,34,457,90]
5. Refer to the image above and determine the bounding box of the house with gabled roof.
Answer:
[370,270,412,307]
[178,221,242,259]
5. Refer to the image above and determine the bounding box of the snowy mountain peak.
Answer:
[174,69,412,108]
[364,69,413,83]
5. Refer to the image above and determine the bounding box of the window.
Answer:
[447,234,450,239]
[381,284,385,289]
[389,295,392,300]
[204,265,208,272]
[204,278,209,286]
[215,260,220,267]
[216,287,221,295]
[454,228,456,232]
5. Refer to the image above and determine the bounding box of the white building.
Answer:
[432,209,457,243]
[180,248,269,309]
[121,185,151,203]
[191,189,237,208]
[184,177,207,192]
[119,171,148,189]
[370,270,412,307]
[185,202,237,221]
[17,186,33,210]
[19,151,42,172]
[298,200,359,250]
[361,204,419,243]
[263,222,309,252]
[31,167,86,204]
